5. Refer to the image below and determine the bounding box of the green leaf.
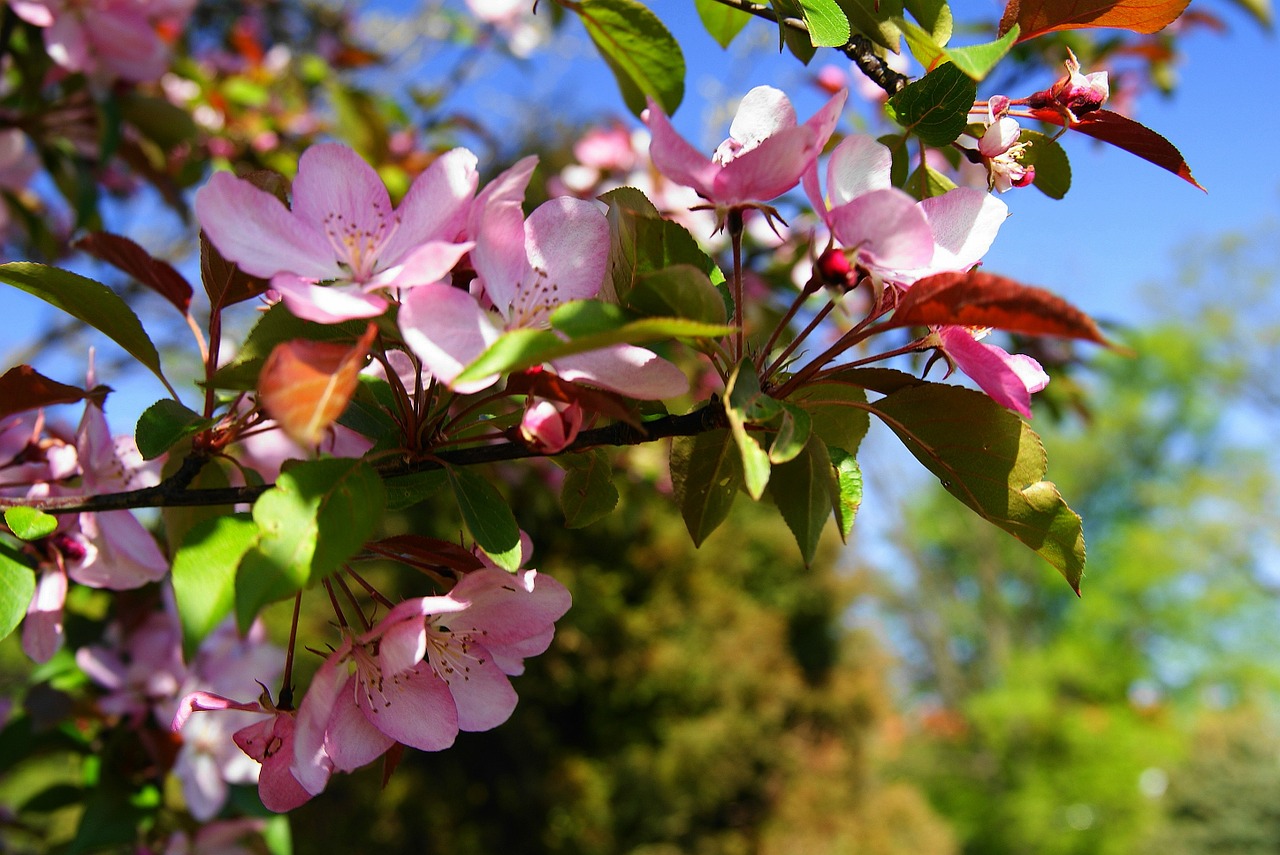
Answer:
[797,0,851,45]
[627,265,727,325]
[602,187,725,306]
[833,0,902,50]
[4,507,57,541]
[695,0,752,46]
[943,25,1019,80]
[1022,129,1073,200]
[769,403,812,464]
[905,0,952,41]
[905,163,958,199]
[725,361,776,500]
[236,459,385,629]
[209,304,371,390]
[118,92,198,151]
[172,514,257,658]
[384,470,447,511]
[870,383,1086,591]
[559,450,620,528]
[767,437,837,565]
[135,399,214,460]
[0,263,171,392]
[161,453,234,558]
[829,447,863,540]
[577,0,685,117]
[671,429,743,546]
[455,314,733,385]
[0,544,36,643]
[788,379,871,454]
[886,63,977,146]
[446,466,521,570]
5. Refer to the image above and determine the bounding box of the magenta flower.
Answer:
[292,568,571,790]
[1029,48,1110,120]
[643,85,846,210]
[932,327,1049,419]
[196,143,478,323]
[399,160,688,398]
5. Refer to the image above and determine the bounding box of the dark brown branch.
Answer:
[704,0,910,96]
[1,401,728,515]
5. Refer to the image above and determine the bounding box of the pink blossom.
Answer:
[975,98,1034,193]
[520,397,585,453]
[196,143,478,323]
[643,86,846,210]
[399,160,688,399]
[1033,48,1109,120]
[932,326,1049,419]
[292,568,571,788]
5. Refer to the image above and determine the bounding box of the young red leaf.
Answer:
[362,534,486,575]
[258,324,377,446]
[74,231,193,314]
[0,364,97,420]
[505,369,641,427]
[887,271,1109,343]
[1029,108,1204,190]
[200,232,269,311]
[999,0,1191,40]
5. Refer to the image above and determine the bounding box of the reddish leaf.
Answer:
[1028,108,1204,190]
[75,231,193,313]
[505,368,642,427]
[1000,0,1191,39]
[258,324,378,446]
[200,232,269,311]
[0,365,98,420]
[363,534,486,575]
[887,271,1109,343]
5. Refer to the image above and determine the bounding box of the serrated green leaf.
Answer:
[797,0,851,46]
[726,360,774,499]
[560,450,620,528]
[789,379,871,453]
[446,466,521,570]
[0,263,171,392]
[943,25,1019,80]
[768,437,837,565]
[886,63,977,146]
[769,403,812,464]
[1022,129,1072,200]
[577,0,685,117]
[628,265,727,325]
[384,470,447,511]
[695,0,752,46]
[0,544,36,643]
[671,429,743,546]
[828,447,863,540]
[235,458,385,629]
[870,382,1085,590]
[172,514,257,658]
[603,187,725,305]
[135,399,214,460]
[833,0,902,49]
[4,507,57,541]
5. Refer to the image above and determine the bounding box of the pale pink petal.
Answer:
[725,87,798,153]
[171,691,261,732]
[432,648,518,732]
[384,240,473,291]
[938,327,1047,419]
[9,1,53,27]
[552,344,688,399]
[271,276,389,323]
[355,661,459,752]
[290,144,394,265]
[69,510,167,589]
[918,188,1009,273]
[469,157,538,308]
[713,125,815,204]
[827,188,934,272]
[447,568,572,649]
[233,715,317,812]
[520,198,609,308]
[398,283,503,393]
[292,650,347,794]
[325,676,396,771]
[378,615,428,677]
[642,100,719,199]
[195,173,335,281]
[487,626,554,676]
[382,148,479,262]
[979,117,1022,157]
[82,7,167,82]
[22,569,66,664]
[825,134,893,207]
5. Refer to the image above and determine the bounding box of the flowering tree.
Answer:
[0,0,1241,848]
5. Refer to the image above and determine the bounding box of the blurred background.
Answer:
[0,0,1278,852]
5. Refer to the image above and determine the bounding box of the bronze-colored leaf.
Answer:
[258,324,377,446]
[1000,0,1191,39]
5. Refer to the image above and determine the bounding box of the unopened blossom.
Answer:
[1028,48,1109,121]
[291,567,571,792]
[196,142,478,323]
[643,85,846,211]
[931,326,1049,419]
[520,397,585,453]
[400,159,688,398]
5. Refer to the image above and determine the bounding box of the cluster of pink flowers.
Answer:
[8,0,195,84]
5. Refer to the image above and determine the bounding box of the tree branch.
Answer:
[1,401,729,515]
[704,0,910,96]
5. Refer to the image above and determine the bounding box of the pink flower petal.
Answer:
[520,198,609,308]
[469,157,538,310]
[70,510,168,589]
[271,276,389,324]
[713,125,817,204]
[234,714,317,813]
[918,188,1009,273]
[431,647,518,732]
[290,144,395,268]
[825,135,893,208]
[642,99,719,199]
[195,173,335,281]
[399,283,503,393]
[552,344,689,399]
[827,188,934,273]
[938,326,1047,419]
[292,650,348,794]
[724,86,798,153]
[447,568,572,650]
[381,147,479,264]
[354,661,459,752]
[22,569,66,664]
[326,675,397,770]
[384,241,474,291]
